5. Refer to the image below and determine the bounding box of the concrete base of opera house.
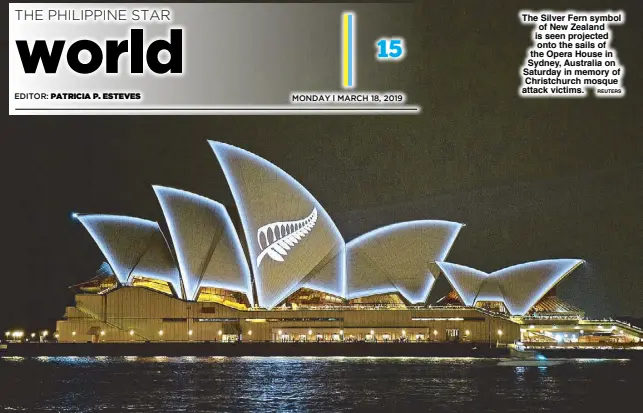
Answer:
[0,342,510,357]
[2,343,643,359]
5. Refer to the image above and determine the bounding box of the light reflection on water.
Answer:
[0,356,639,412]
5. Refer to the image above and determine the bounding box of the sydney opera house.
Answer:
[56,142,642,346]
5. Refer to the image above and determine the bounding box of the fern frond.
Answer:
[256,208,318,265]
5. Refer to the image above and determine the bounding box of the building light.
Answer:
[129,330,135,336]
[218,330,222,335]
[529,325,535,329]
[339,330,344,335]
[433,330,438,335]
[158,330,164,336]
[54,333,59,339]
[278,330,283,335]
[308,330,313,335]
[188,330,193,336]
[370,330,375,335]
[248,330,252,336]
[579,330,584,334]
[402,330,406,336]
[31,333,36,338]
[619,330,624,335]
[100,331,106,336]
[465,330,470,335]
[42,331,49,337]
[72,331,76,336]
[497,330,503,336]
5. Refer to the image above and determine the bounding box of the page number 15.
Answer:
[375,38,406,61]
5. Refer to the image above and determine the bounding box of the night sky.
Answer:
[2,0,642,332]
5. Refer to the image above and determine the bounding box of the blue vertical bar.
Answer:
[348,14,353,87]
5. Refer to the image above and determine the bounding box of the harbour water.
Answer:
[0,356,638,412]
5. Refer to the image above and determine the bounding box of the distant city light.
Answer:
[248,330,252,336]
[54,333,59,339]
[218,330,222,335]
[497,330,503,336]
[158,330,164,336]
[370,330,375,335]
[42,331,49,337]
[529,325,535,329]
[339,330,343,335]
[465,330,470,335]
[278,330,283,335]
[308,330,313,335]
[402,330,406,336]
[433,330,438,335]
[188,330,193,336]
[72,331,76,336]
[129,330,135,336]
[31,333,36,338]
[100,330,105,336]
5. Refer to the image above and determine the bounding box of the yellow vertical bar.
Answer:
[343,13,349,87]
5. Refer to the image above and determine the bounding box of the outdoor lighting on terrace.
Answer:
[54,334,59,339]
[278,330,283,335]
[529,325,535,329]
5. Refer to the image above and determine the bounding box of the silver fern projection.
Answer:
[256,208,318,265]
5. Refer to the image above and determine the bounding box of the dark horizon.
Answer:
[2,0,642,332]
